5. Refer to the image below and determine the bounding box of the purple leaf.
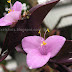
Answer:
[51,40,72,65]
[0,0,60,61]
[1,20,28,61]
[48,62,72,72]
[28,0,60,34]
[2,20,28,53]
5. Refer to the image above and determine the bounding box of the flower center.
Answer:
[8,9,14,13]
[40,41,48,55]
[41,41,47,46]
[38,29,50,55]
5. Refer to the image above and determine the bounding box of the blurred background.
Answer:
[0,0,72,72]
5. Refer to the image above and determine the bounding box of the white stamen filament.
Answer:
[10,1,12,9]
[44,30,48,40]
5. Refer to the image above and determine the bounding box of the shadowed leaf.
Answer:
[48,62,72,72]
[28,0,60,34]
[51,40,72,65]
[2,20,28,53]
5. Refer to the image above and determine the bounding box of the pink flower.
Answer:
[22,35,66,69]
[0,1,22,26]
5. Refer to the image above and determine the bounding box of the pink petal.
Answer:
[22,36,44,53]
[4,11,21,25]
[0,11,21,26]
[0,17,11,26]
[45,35,66,58]
[12,1,22,11]
[27,49,51,69]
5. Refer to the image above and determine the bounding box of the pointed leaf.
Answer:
[2,20,28,53]
[28,0,60,34]
[51,40,72,65]
[48,62,72,72]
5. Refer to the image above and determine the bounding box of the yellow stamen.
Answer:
[8,9,14,13]
[47,28,50,32]
[43,41,47,45]
[41,41,47,46]
[38,30,41,34]
[7,0,11,3]
[8,9,12,13]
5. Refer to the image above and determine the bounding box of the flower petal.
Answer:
[45,35,66,58]
[0,17,11,26]
[0,11,21,26]
[22,36,44,53]
[12,1,22,11]
[3,11,21,25]
[27,49,51,69]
